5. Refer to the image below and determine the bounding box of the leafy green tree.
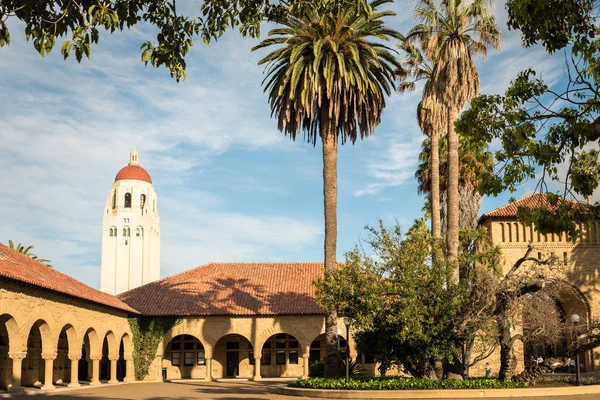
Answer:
[252,0,400,377]
[315,219,502,378]
[457,0,600,238]
[407,0,501,279]
[8,240,52,267]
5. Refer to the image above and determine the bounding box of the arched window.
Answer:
[140,194,146,208]
[112,191,116,209]
[123,227,130,237]
[109,227,113,237]
[125,193,132,208]
[136,227,143,237]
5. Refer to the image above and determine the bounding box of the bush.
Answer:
[309,359,325,377]
[290,377,528,390]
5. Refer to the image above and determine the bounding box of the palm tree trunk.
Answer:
[446,107,459,283]
[430,128,442,264]
[322,107,342,378]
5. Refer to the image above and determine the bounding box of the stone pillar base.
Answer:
[90,380,102,386]
[41,384,55,391]
[108,379,119,384]
[68,381,81,388]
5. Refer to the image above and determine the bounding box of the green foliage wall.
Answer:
[128,317,181,381]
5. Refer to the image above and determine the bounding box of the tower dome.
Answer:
[114,149,152,183]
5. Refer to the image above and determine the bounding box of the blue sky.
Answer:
[0,1,590,288]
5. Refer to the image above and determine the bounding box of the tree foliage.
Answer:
[315,219,501,378]
[457,0,600,238]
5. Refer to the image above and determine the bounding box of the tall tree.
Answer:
[8,240,52,267]
[415,134,493,230]
[408,0,501,280]
[397,36,444,249]
[252,0,400,376]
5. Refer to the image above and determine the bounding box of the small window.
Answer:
[125,193,132,208]
[171,342,181,350]
[197,351,206,365]
[289,341,299,349]
[184,342,194,350]
[184,352,194,366]
[263,341,272,349]
[112,191,116,209]
[261,351,271,365]
[109,228,113,237]
[226,342,239,350]
[289,350,298,364]
[276,350,286,365]
[275,333,287,339]
[276,340,286,349]
[172,352,181,366]
[311,340,320,349]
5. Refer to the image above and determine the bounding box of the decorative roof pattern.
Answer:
[0,244,139,314]
[479,192,584,221]
[119,262,326,316]
[114,165,152,184]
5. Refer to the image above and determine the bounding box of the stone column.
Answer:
[302,355,310,379]
[8,352,27,392]
[41,353,57,391]
[253,357,261,381]
[205,357,212,382]
[108,357,119,384]
[123,357,134,382]
[90,356,102,386]
[68,355,81,388]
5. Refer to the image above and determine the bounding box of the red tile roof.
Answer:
[115,165,152,184]
[480,192,585,221]
[119,262,326,316]
[0,244,139,314]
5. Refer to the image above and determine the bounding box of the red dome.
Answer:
[115,165,152,184]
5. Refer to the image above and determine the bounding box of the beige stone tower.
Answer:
[101,149,160,295]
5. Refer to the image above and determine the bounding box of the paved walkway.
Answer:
[5,381,598,400]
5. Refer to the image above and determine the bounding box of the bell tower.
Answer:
[100,149,160,295]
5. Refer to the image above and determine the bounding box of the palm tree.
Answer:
[252,0,400,376]
[8,240,53,267]
[415,134,493,230]
[397,35,445,249]
[408,0,501,281]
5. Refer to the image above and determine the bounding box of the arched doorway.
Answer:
[164,335,206,380]
[523,285,593,371]
[214,334,252,379]
[308,333,348,376]
[260,333,302,378]
[22,320,51,388]
[0,314,20,391]
[100,331,117,383]
[54,325,76,386]
[79,328,99,383]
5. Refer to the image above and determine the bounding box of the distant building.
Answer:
[100,149,160,295]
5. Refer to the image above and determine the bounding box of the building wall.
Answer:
[0,279,134,390]
[100,178,160,295]
[470,219,600,377]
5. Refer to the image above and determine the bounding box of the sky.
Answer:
[0,1,593,289]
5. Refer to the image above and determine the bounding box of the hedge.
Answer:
[290,377,528,390]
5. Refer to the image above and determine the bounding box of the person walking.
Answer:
[485,363,492,378]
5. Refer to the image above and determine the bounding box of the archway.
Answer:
[79,328,99,383]
[163,334,207,380]
[523,284,592,371]
[213,334,252,379]
[54,325,76,386]
[259,333,302,378]
[100,331,117,383]
[308,333,348,376]
[0,314,20,391]
[21,320,51,389]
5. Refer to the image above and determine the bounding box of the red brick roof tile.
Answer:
[115,165,152,184]
[480,192,584,222]
[118,262,326,316]
[0,244,139,314]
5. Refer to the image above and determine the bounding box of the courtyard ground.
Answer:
[10,381,599,400]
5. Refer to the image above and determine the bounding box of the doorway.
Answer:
[226,351,239,377]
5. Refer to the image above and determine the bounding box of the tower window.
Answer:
[112,191,116,209]
[123,227,130,237]
[136,227,143,237]
[125,193,132,208]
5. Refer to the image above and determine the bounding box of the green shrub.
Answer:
[290,377,528,390]
[309,359,325,377]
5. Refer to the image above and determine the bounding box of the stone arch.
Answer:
[255,325,310,354]
[0,313,23,353]
[102,331,119,359]
[83,328,101,358]
[57,324,79,357]
[25,319,52,355]
[119,333,133,359]
[205,327,252,350]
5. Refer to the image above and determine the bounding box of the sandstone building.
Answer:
[0,152,598,392]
